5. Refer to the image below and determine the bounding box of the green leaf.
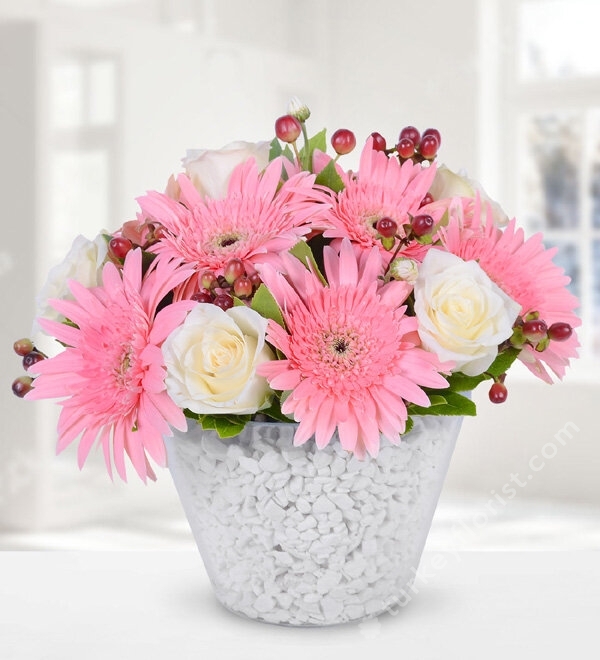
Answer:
[260,398,293,423]
[446,347,521,391]
[314,160,345,193]
[194,414,252,438]
[403,416,415,436]
[407,391,476,417]
[269,137,282,161]
[251,284,285,328]
[289,241,327,285]
[299,128,327,171]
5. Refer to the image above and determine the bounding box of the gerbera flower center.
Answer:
[218,235,239,248]
[333,337,350,354]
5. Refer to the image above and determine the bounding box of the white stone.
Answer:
[345,556,367,579]
[296,497,311,514]
[264,499,286,524]
[312,494,336,514]
[316,571,342,593]
[329,456,347,477]
[328,492,354,510]
[321,595,344,619]
[288,474,304,495]
[238,456,260,475]
[254,594,276,613]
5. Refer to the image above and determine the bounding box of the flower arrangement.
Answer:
[11,99,580,483]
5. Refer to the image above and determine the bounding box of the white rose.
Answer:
[430,165,509,226]
[162,303,275,415]
[182,141,271,200]
[33,233,108,333]
[414,250,520,376]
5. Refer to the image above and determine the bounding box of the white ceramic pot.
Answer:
[165,415,463,626]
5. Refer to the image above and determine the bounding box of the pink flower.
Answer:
[321,138,441,261]
[137,157,330,300]
[257,240,449,457]
[26,250,196,482]
[439,198,580,382]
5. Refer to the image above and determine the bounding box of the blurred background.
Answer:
[0,0,598,551]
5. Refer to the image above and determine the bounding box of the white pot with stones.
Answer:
[165,415,463,626]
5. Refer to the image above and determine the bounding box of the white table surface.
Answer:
[1,550,598,660]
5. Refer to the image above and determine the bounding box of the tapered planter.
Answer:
[165,415,463,626]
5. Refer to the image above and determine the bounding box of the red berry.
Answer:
[522,319,548,342]
[191,289,213,304]
[201,271,217,290]
[233,276,253,298]
[224,259,245,284]
[275,114,302,143]
[214,293,234,311]
[109,237,133,260]
[399,126,421,147]
[489,382,508,404]
[411,214,435,237]
[396,137,415,159]
[22,351,45,371]
[375,217,398,238]
[420,193,434,207]
[419,134,439,159]
[13,338,34,356]
[12,376,34,398]
[331,129,356,155]
[547,322,573,342]
[370,132,387,151]
[249,272,262,289]
[422,128,441,146]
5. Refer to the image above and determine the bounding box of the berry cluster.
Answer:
[488,313,574,404]
[370,125,441,165]
[191,259,262,311]
[374,211,436,253]
[510,312,573,353]
[11,338,46,398]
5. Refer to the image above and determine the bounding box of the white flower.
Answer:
[414,250,520,376]
[430,165,509,226]
[33,233,108,333]
[162,303,275,415]
[287,96,311,122]
[388,257,419,284]
[182,141,271,200]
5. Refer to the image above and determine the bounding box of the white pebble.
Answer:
[259,451,288,472]
[321,595,344,619]
[288,474,304,495]
[296,497,311,514]
[264,500,286,524]
[344,556,367,579]
[254,594,276,613]
[328,492,354,510]
[238,456,260,475]
[312,494,336,514]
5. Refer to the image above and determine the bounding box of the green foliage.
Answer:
[289,241,327,284]
[314,160,345,193]
[446,347,520,391]
[184,411,253,438]
[251,284,285,328]
[407,390,477,417]
[299,128,327,171]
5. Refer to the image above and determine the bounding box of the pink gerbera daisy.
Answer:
[321,138,441,261]
[26,250,196,481]
[439,198,580,382]
[257,239,450,457]
[137,157,330,300]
